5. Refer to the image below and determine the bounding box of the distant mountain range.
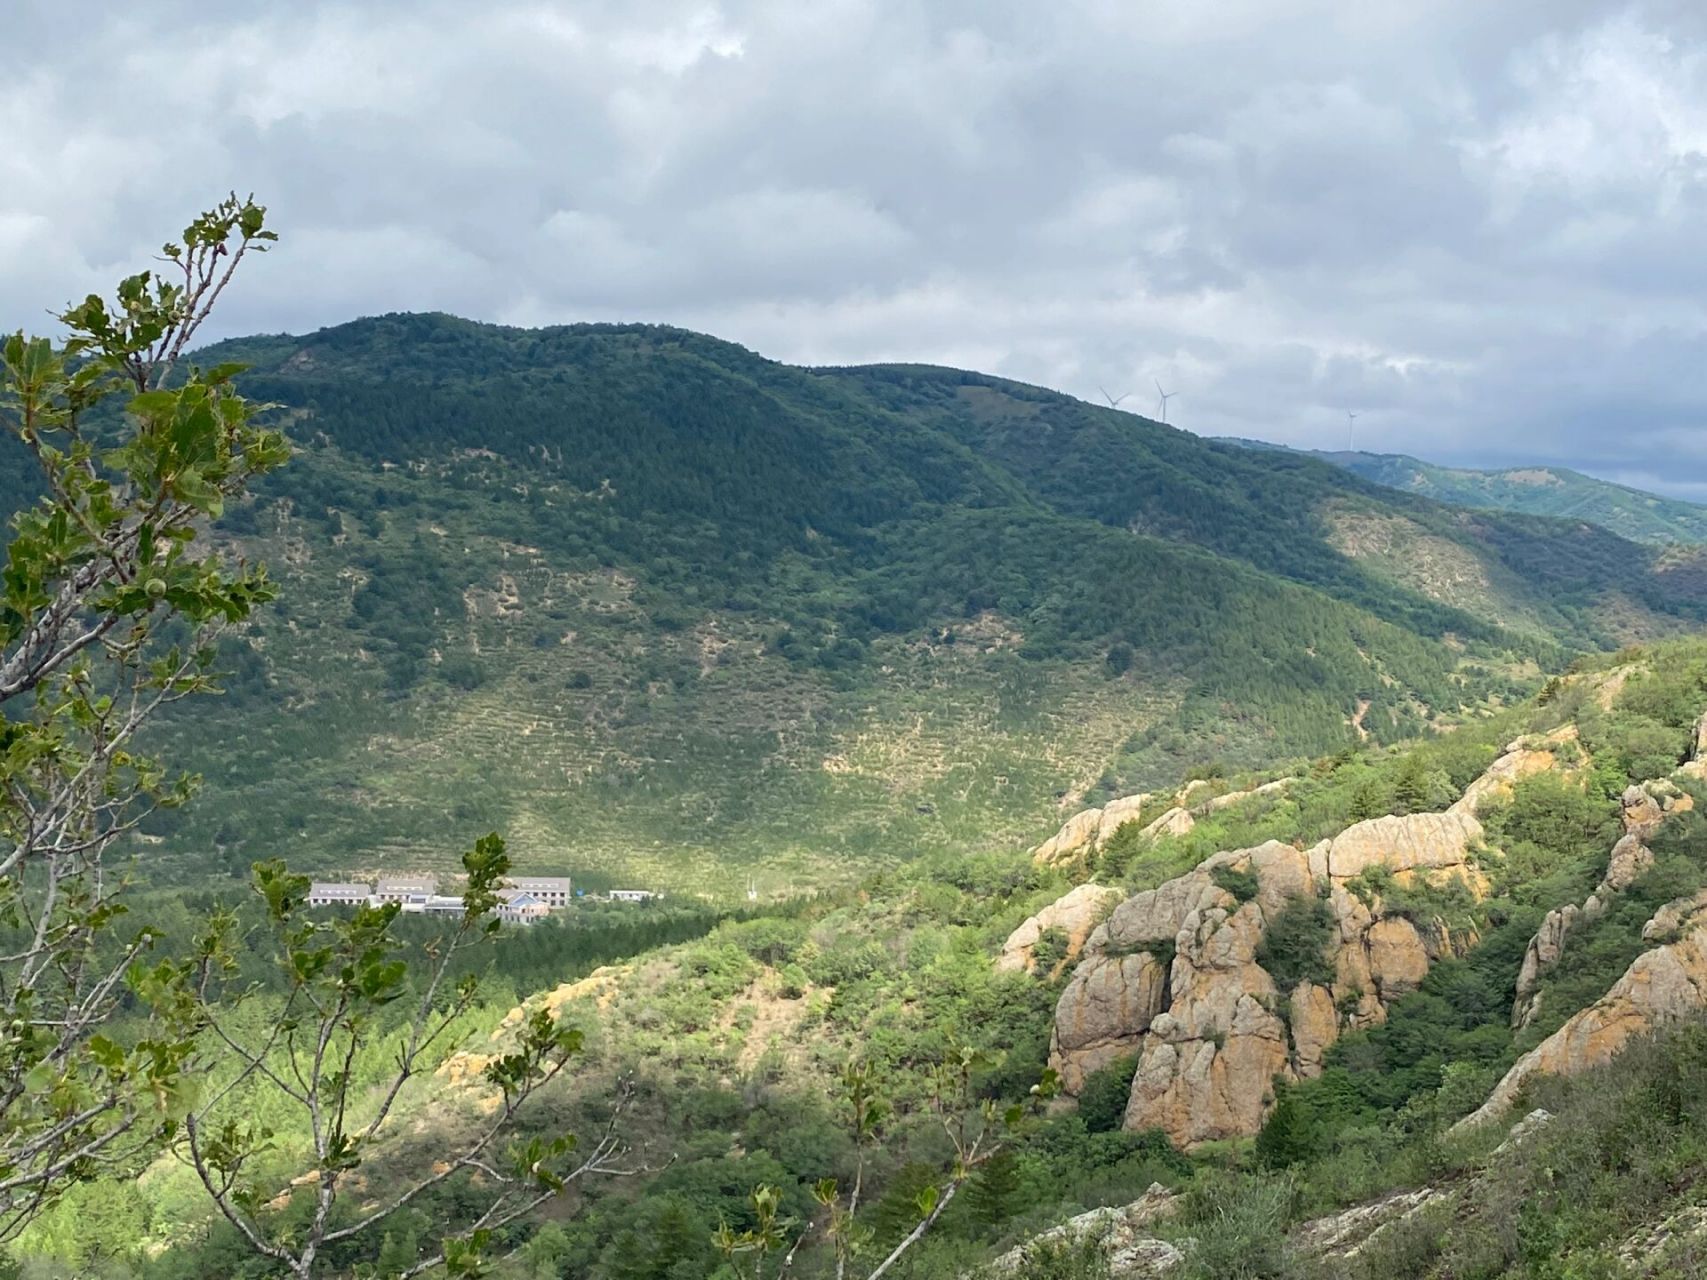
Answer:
[1217,438,1707,546]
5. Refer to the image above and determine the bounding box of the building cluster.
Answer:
[305,873,657,924]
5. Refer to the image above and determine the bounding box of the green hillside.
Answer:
[83,315,1707,892]
[47,636,1707,1280]
[1223,438,1707,546]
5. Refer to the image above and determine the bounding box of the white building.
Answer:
[608,889,656,904]
[502,875,572,907]
[399,892,466,916]
[375,876,437,904]
[308,882,371,907]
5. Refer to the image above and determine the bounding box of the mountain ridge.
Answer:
[90,312,1707,891]
[1217,436,1707,546]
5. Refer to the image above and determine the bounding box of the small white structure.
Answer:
[608,889,656,904]
[375,876,437,904]
[503,876,572,907]
[308,882,371,908]
[399,893,465,916]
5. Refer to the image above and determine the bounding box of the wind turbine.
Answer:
[1346,410,1360,452]
[1099,386,1130,410]
[1154,380,1176,423]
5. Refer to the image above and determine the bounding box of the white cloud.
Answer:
[5,0,1707,493]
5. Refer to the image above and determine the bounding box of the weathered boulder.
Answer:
[1052,950,1172,1092]
[1644,889,1707,942]
[1365,917,1432,1001]
[1460,903,1707,1131]
[1139,806,1196,841]
[984,1183,1180,1277]
[1034,805,1110,867]
[1125,996,1291,1147]
[1605,833,1658,893]
[1679,711,1707,781]
[1289,982,1339,1077]
[1200,777,1291,815]
[998,884,1123,975]
[1493,1107,1554,1155]
[1451,725,1577,816]
[1101,870,1228,951]
[1324,811,1484,880]
[1292,1187,1443,1263]
[1623,784,1667,840]
[1513,904,1578,1029]
[1097,794,1148,845]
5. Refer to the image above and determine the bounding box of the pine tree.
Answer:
[1393,753,1430,814]
[1255,1087,1317,1169]
[968,1148,1021,1228]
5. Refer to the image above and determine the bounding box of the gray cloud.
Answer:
[5,1,1707,491]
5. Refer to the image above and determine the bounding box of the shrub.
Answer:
[1032,926,1072,976]
[1211,865,1261,904]
[1255,897,1336,992]
[1078,1056,1139,1134]
[1173,1171,1298,1280]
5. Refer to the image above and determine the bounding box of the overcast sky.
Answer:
[6,2,1707,495]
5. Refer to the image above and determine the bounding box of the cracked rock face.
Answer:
[1052,810,1486,1148]
[1511,774,1691,1028]
[1050,949,1172,1092]
[997,883,1122,976]
[985,1183,1181,1278]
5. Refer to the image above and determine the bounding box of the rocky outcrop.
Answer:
[1033,806,1111,867]
[1051,950,1172,1092]
[1316,809,1484,881]
[1032,793,1160,867]
[1292,1187,1444,1263]
[1511,777,1692,1028]
[1289,982,1338,1077]
[985,1183,1179,1277]
[1450,724,1579,817]
[1138,807,1195,841]
[1201,777,1292,815]
[1460,894,1707,1131]
[1053,812,1485,1148]
[1679,710,1707,782]
[997,884,1123,976]
[1031,778,1295,866]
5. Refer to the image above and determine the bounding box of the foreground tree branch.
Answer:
[0,195,287,1236]
[717,1050,1061,1279]
[173,838,633,1279]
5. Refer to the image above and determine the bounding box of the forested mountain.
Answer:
[74,313,1707,890]
[1221,437,1707,546]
